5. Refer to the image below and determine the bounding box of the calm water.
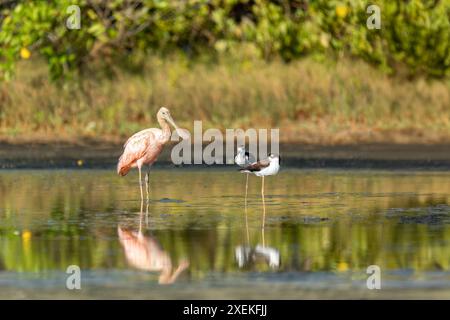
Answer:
[1,168,450,299]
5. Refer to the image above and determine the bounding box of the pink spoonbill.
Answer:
[117,107,182,201]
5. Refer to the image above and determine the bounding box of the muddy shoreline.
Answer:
[1,141,450,169]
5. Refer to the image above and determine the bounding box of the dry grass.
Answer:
[1,56,449,144]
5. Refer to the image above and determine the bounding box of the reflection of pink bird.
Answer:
[118,226,189,284]
[117,107,181,200]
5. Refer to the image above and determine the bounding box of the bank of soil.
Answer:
[1,140,450,169]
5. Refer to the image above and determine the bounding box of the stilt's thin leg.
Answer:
[138,166,143,202]
[245,194,250,245]
[261,176,266,231]
[244,173,250,245]
[245,173,249,208]
[145,170,150,201]
[261,224,265,248]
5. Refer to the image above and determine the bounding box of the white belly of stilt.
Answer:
[255,161,279,176]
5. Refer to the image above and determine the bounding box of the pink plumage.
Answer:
[117,107,181,200]
[117,129,163,176]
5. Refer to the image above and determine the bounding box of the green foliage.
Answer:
[1,0,449,80]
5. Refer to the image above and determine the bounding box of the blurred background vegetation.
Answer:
[0,0,449,143]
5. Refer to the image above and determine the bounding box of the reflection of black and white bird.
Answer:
[240,154,280,228]
[235,146,256,206]
[235,245,280,269]
[235,200,280,270]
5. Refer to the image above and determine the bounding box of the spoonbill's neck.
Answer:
[157,116,171,143]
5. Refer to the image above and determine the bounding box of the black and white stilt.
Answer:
[240,154,280,229]
[235,146,256,207]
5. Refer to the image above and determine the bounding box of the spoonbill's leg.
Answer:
[145,201,149,228]
[145,170,150,201]
[138,166,144,202]
[138,199,144,235]
[261,176,266,231]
